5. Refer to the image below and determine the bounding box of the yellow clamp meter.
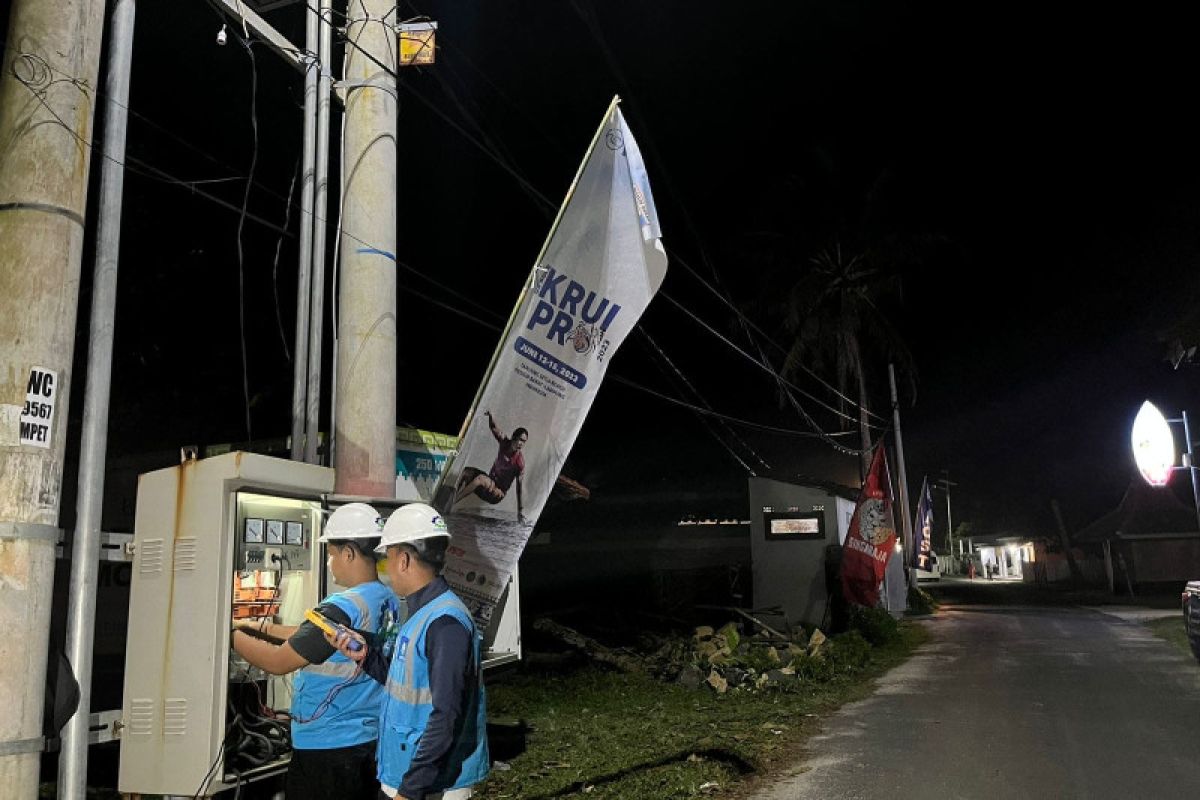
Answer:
[305,608,364,652]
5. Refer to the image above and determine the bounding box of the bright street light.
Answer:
[1131,399,1200,532]
[1132,400,1175,487]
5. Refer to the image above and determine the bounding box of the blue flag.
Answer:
[912,477,934,571]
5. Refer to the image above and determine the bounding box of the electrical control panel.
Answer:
[118,452,333,798]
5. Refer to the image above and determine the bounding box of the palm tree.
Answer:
[778,238,915,476]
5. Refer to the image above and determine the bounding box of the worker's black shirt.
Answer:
[288,603,352,664]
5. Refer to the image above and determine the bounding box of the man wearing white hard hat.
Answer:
[330,502,489,800]
[232,502,399,800]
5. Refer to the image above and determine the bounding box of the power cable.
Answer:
[391,279,860,441]
[11,12,888,447]
[667,247,891,423]
[343,19,885,448]
[16,9,886,456]
[72,13,874,448]
[658,291,886,431]
[640,330,767,473]
[328,22,891,455]
[5,50,290,235]
[271,156,301,362]
[563,0,892,426]
[609,374,868,440]
[334,17,894,435]
[330,19,559,214]
[234,34,261,444]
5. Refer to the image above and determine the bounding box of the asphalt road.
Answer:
[747,594,1200,799]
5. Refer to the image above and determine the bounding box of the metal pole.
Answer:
[57,3,136,795]
[1183,411,1200,533]
[944,475,954,556]
[0,1,107,795]
[334,0,397,496]
[290,1,319,461]
[305,0,334,464]
[888,364,915,590]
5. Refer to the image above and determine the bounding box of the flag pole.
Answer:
[433,96,622,503]
[889,363,916,590]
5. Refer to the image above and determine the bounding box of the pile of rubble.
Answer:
[670,622,828,694]
[531,614,846,694]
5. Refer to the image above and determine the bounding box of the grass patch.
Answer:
[1145,615,1195,661]
[478,622,929,799]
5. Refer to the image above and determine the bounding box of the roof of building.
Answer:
[1074,479,1199,543]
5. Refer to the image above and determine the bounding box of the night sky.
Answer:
[24,1,1200,540]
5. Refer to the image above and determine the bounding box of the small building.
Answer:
[1074,480,1200,592]
[970,536,1036,580]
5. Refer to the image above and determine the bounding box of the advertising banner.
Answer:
[433,98,668,625]
[841,444,897,607]
[912,476,933,571]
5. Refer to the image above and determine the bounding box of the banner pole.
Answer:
[433,95,623,501]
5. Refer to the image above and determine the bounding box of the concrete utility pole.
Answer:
[888,364,916,590]
[334,0,397,496]
[305,0,333,465]
[0,0,107,796]
[57,1,136,796]
[936,471,957,558]
[290,0,319,461]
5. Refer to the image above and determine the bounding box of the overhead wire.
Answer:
[386,6,891,437]
[352,6,888,459]
[12,7,888,456]
[271,156,301,362]
[563,0,894,440]
[20,5,887,459]
[639,330,763,474]
[389,277,859,440]
[667,248,891,423]
[4,50,291,235]
[328,16,897,457]
[658,291,885,430]
[234,33,261,444]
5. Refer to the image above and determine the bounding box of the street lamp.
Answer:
[1131,400,1200,532]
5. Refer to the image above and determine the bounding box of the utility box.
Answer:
[118,452,332,797]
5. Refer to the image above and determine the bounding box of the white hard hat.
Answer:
[376,503,450,553]
[318,502,383,542]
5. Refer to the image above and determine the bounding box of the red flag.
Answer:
[841,444,897,607]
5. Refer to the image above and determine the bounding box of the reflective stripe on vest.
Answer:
[387,682,433,705]
[344,589,371,627]
[302,659,360,679]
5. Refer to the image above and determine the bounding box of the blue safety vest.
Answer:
[377,589,489,792]
[291,581,398,749]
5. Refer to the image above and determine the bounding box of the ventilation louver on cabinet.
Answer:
[164,698,188,735]
[173,537,197,572]
[138,539,164,575]
[128,699,154,736]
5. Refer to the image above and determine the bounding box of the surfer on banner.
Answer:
[451,410,529,522]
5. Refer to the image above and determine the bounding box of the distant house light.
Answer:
[1132,400,1175,487]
